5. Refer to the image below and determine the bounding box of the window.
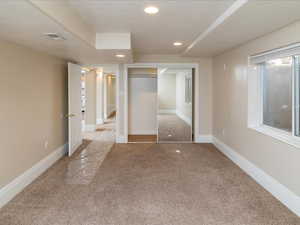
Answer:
[248,43,300,147]
[262,57,293,132]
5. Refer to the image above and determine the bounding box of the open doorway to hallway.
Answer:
[82,66,117,143]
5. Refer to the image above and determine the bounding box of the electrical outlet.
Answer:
[223,64,227,71]
[44,141,48,149]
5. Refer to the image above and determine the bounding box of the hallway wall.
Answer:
[158,73,176,112]
[176,71,193,125]
[0,38,67,188]
[105,75,116,118]
[85,70,97,126]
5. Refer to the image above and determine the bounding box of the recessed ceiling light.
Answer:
[44,33,66,41]
[144,6,159,14]
[173,42,183,46]
[116,54,125,58]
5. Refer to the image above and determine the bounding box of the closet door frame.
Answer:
[124,63,199,143]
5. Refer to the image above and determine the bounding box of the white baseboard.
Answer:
[212,137,300,217]
[195,135,213,143]
[96,118,104,125]
[159,109,176,114]
[84,124,96,132]
[0,143,67,209]
[176,110,192,126]
[116,135,126,143]
[129,130,157,135]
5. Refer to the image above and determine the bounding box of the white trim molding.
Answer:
[212,137,300,217]
[248,44,300,149]
[97,118,104,125]
[84,124,96,132]
[116,135,126,143]
[158,109,176,114]
[129,130,157,135]
[249,42,300,64]
[0,144,67,208]
[251,125,300,149]
[195,135,213,143]
[124,63,200,144]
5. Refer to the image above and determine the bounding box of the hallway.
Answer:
[0,142,299,225]
[83,114,116,143]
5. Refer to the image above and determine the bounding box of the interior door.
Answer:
[68,62,83,156]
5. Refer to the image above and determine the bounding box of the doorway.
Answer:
[127,68,158,143]
[125,64,196,143]
[68,64,119,156]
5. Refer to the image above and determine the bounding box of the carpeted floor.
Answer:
[158,114,192,142]
[0,142,299,225]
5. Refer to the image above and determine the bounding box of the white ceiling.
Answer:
[0,0,300,63]
[184,0,300,57]
[69,0,234,54]
[0,1,132,65]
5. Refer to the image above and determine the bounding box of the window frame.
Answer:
[248,43,300,148]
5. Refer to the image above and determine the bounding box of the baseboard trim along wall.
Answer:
[96,118,104,125]
[212,137,300,217]
[129,131,157,135]
[195,135,213,143]
[158,109,176,114]
[84,124,96,132]
[0,143,67,209]
[116,135,126,143]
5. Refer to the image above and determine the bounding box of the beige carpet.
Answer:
[158,114,192,142]
[0,143,299,224]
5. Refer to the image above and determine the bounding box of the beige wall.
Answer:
[106,75,116,117]
[85,70,97,125]
[176,71,193,124]
[0,39,67,188]
[212,21,300,196]
[128,75,157,135]
[158,73,176,111]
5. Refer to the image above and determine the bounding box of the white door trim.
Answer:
[124,63,200,143]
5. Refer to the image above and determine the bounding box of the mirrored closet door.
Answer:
[157,68,193,142]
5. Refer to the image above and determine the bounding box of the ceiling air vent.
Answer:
[44,33,66,41]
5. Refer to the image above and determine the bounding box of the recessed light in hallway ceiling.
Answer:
[144,6,159,15]
[116,54,125,58]
[173,42,183,46]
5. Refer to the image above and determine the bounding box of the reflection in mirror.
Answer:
[157,68,193,142]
